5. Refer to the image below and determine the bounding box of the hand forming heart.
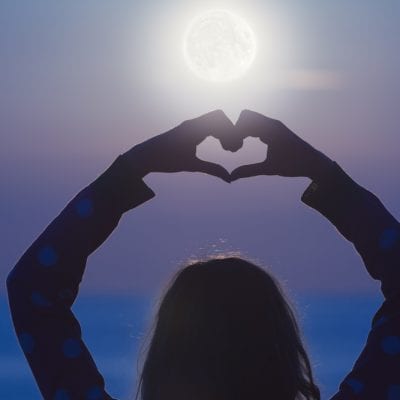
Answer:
[123,110,333,183]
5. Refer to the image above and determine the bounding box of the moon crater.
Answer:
[184,10,257,82]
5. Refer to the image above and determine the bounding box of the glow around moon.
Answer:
[183,10,257,82]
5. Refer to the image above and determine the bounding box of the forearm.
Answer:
[7,154,155,399]
[302,162,400,399]
[302,161,400,299]
[8,155,154,285]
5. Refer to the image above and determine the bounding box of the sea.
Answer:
[0,293,382,400]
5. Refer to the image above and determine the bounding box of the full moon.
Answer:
[183,10,257,82]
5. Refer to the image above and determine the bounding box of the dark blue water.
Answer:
[0,293,382,399]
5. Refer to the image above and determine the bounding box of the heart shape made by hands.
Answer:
[196,136,268,174]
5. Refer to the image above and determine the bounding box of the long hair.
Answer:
[137,257,320,400]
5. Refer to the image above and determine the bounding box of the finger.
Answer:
[185,110,243,152]
[185,110,232,141]
[235,109,281,145]
[192,159,232,183]
[230,162,268,181]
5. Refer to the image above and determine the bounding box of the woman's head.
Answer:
[138,257,320,400]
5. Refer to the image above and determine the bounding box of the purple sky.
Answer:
[1,0,400,296]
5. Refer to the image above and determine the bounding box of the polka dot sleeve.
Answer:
[6,155,155,400]
[302,162,400,399]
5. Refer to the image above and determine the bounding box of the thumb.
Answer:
[230,162,269,181]
[193,159,232,183]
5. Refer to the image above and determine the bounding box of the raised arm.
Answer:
[6,110,237,400]
[7,156,155,400]
[231,110,400,399]
[301,161,400,400]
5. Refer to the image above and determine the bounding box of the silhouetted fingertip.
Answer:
[209,109,228,121]
[236,109,278,130]
[200,171,231,183]
[220,138,244,152]
[237,109,252,119]
[236,109,255,124]
[220,170,233,183]
[229,170,242,181]
[212,172,232,183]
[231,162,266,179]
[191,109,228,129]
[220,143,239,152]
[195,159,232,183]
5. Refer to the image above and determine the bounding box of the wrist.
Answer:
[121,145,150,179]
[307,152,334,182]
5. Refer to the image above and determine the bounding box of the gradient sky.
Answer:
[1,0,400,297]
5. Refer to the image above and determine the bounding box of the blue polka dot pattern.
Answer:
[345,378,364,394]
[86,386,103,400]
[380,228,400,250]
[37,246,58,267]
[6,157,167,400]
[382,336,400,355]
[54,389,70,400]
[75,198,94,218]
[63,338,82,358]
[18,333,34,354]
[31,291,51,307]
[388,385,400,400]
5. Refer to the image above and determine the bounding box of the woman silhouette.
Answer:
[7,110,400,399]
